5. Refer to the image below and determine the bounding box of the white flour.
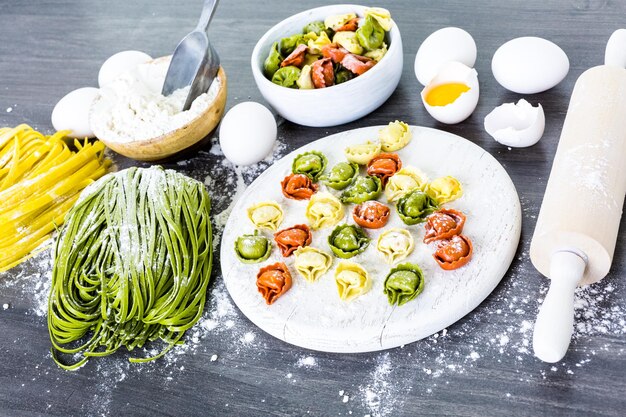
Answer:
[90,57,221,143]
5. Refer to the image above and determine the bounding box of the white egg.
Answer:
[420,61,479,125]
[605,29,626,68]
[51,87,99,138]
[98,50,153,87]
[484,99,545,147]
[414,27,477,86]
[219,102,277,166]
[492,37,569,94]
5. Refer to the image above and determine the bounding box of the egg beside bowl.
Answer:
[251,4,403,127]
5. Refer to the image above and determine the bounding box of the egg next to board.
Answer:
[219,102,277,166]
[491,37,569,94]
[51,87,100,138]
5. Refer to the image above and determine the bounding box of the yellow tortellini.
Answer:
[376,228,415,265]
[344,141,382,165]
[333,31,364,55]
[364,7,392,31]
[247,201,284,231]
[379,120,412,152]
[426,176,463,204]
[364,42,388,62]
[294,247,333,282]
[307,31,332,55]
[297,65,315,89]
[385,166,429,203]
[305,192,344,229]
[324,13,357,31]
[335,261,371,301]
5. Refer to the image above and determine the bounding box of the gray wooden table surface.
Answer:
[0,0,625,416]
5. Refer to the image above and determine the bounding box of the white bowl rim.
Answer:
[250,4,402,96]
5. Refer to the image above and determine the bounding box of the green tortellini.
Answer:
[234,231,272,264]
[396,189,438,225]
[272,66,301,88]
[278,34,306,56]
[333,31,364,55]
[383,263,425,306]
[335,67,354,84]
[340,175,382,204]
[321,161,359,190]
[356,15,385,51]
[303,20,333,38]
[264,42,283,78]
[292,151,327,181]
[328,224,370,259]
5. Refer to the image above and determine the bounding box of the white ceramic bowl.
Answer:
[251,4,403,127]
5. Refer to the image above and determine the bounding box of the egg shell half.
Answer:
[219,102,277,166]
[605,29,626,68]
[51,87,100,138]
[98,50,153,88]
[484,99,545,148]
[421,61,479,125]
[414,27,477,86]
[491,37,569,94]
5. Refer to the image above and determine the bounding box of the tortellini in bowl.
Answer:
[251,5,403,127]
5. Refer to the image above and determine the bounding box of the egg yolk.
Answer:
[425,83,471,106]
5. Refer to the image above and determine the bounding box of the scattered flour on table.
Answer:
[296,356,318,368]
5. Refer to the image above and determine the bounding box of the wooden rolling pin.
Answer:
[530,31,626,363]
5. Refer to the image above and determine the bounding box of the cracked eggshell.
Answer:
[484,99,545,147]
[414,27,477,86]
[420,61,479,125]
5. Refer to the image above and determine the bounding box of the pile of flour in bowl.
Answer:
[90,57,221,143]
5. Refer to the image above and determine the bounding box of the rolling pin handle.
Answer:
[532,250,587,363]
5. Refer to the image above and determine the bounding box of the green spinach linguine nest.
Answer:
[47,166,213,370]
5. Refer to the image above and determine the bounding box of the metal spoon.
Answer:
[162,0,220,111]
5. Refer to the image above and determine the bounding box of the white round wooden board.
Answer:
[220,126,521,353]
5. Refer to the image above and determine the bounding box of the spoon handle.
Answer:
[196,0,219,33]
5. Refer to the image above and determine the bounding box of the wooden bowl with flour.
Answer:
[90,56,227,161]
